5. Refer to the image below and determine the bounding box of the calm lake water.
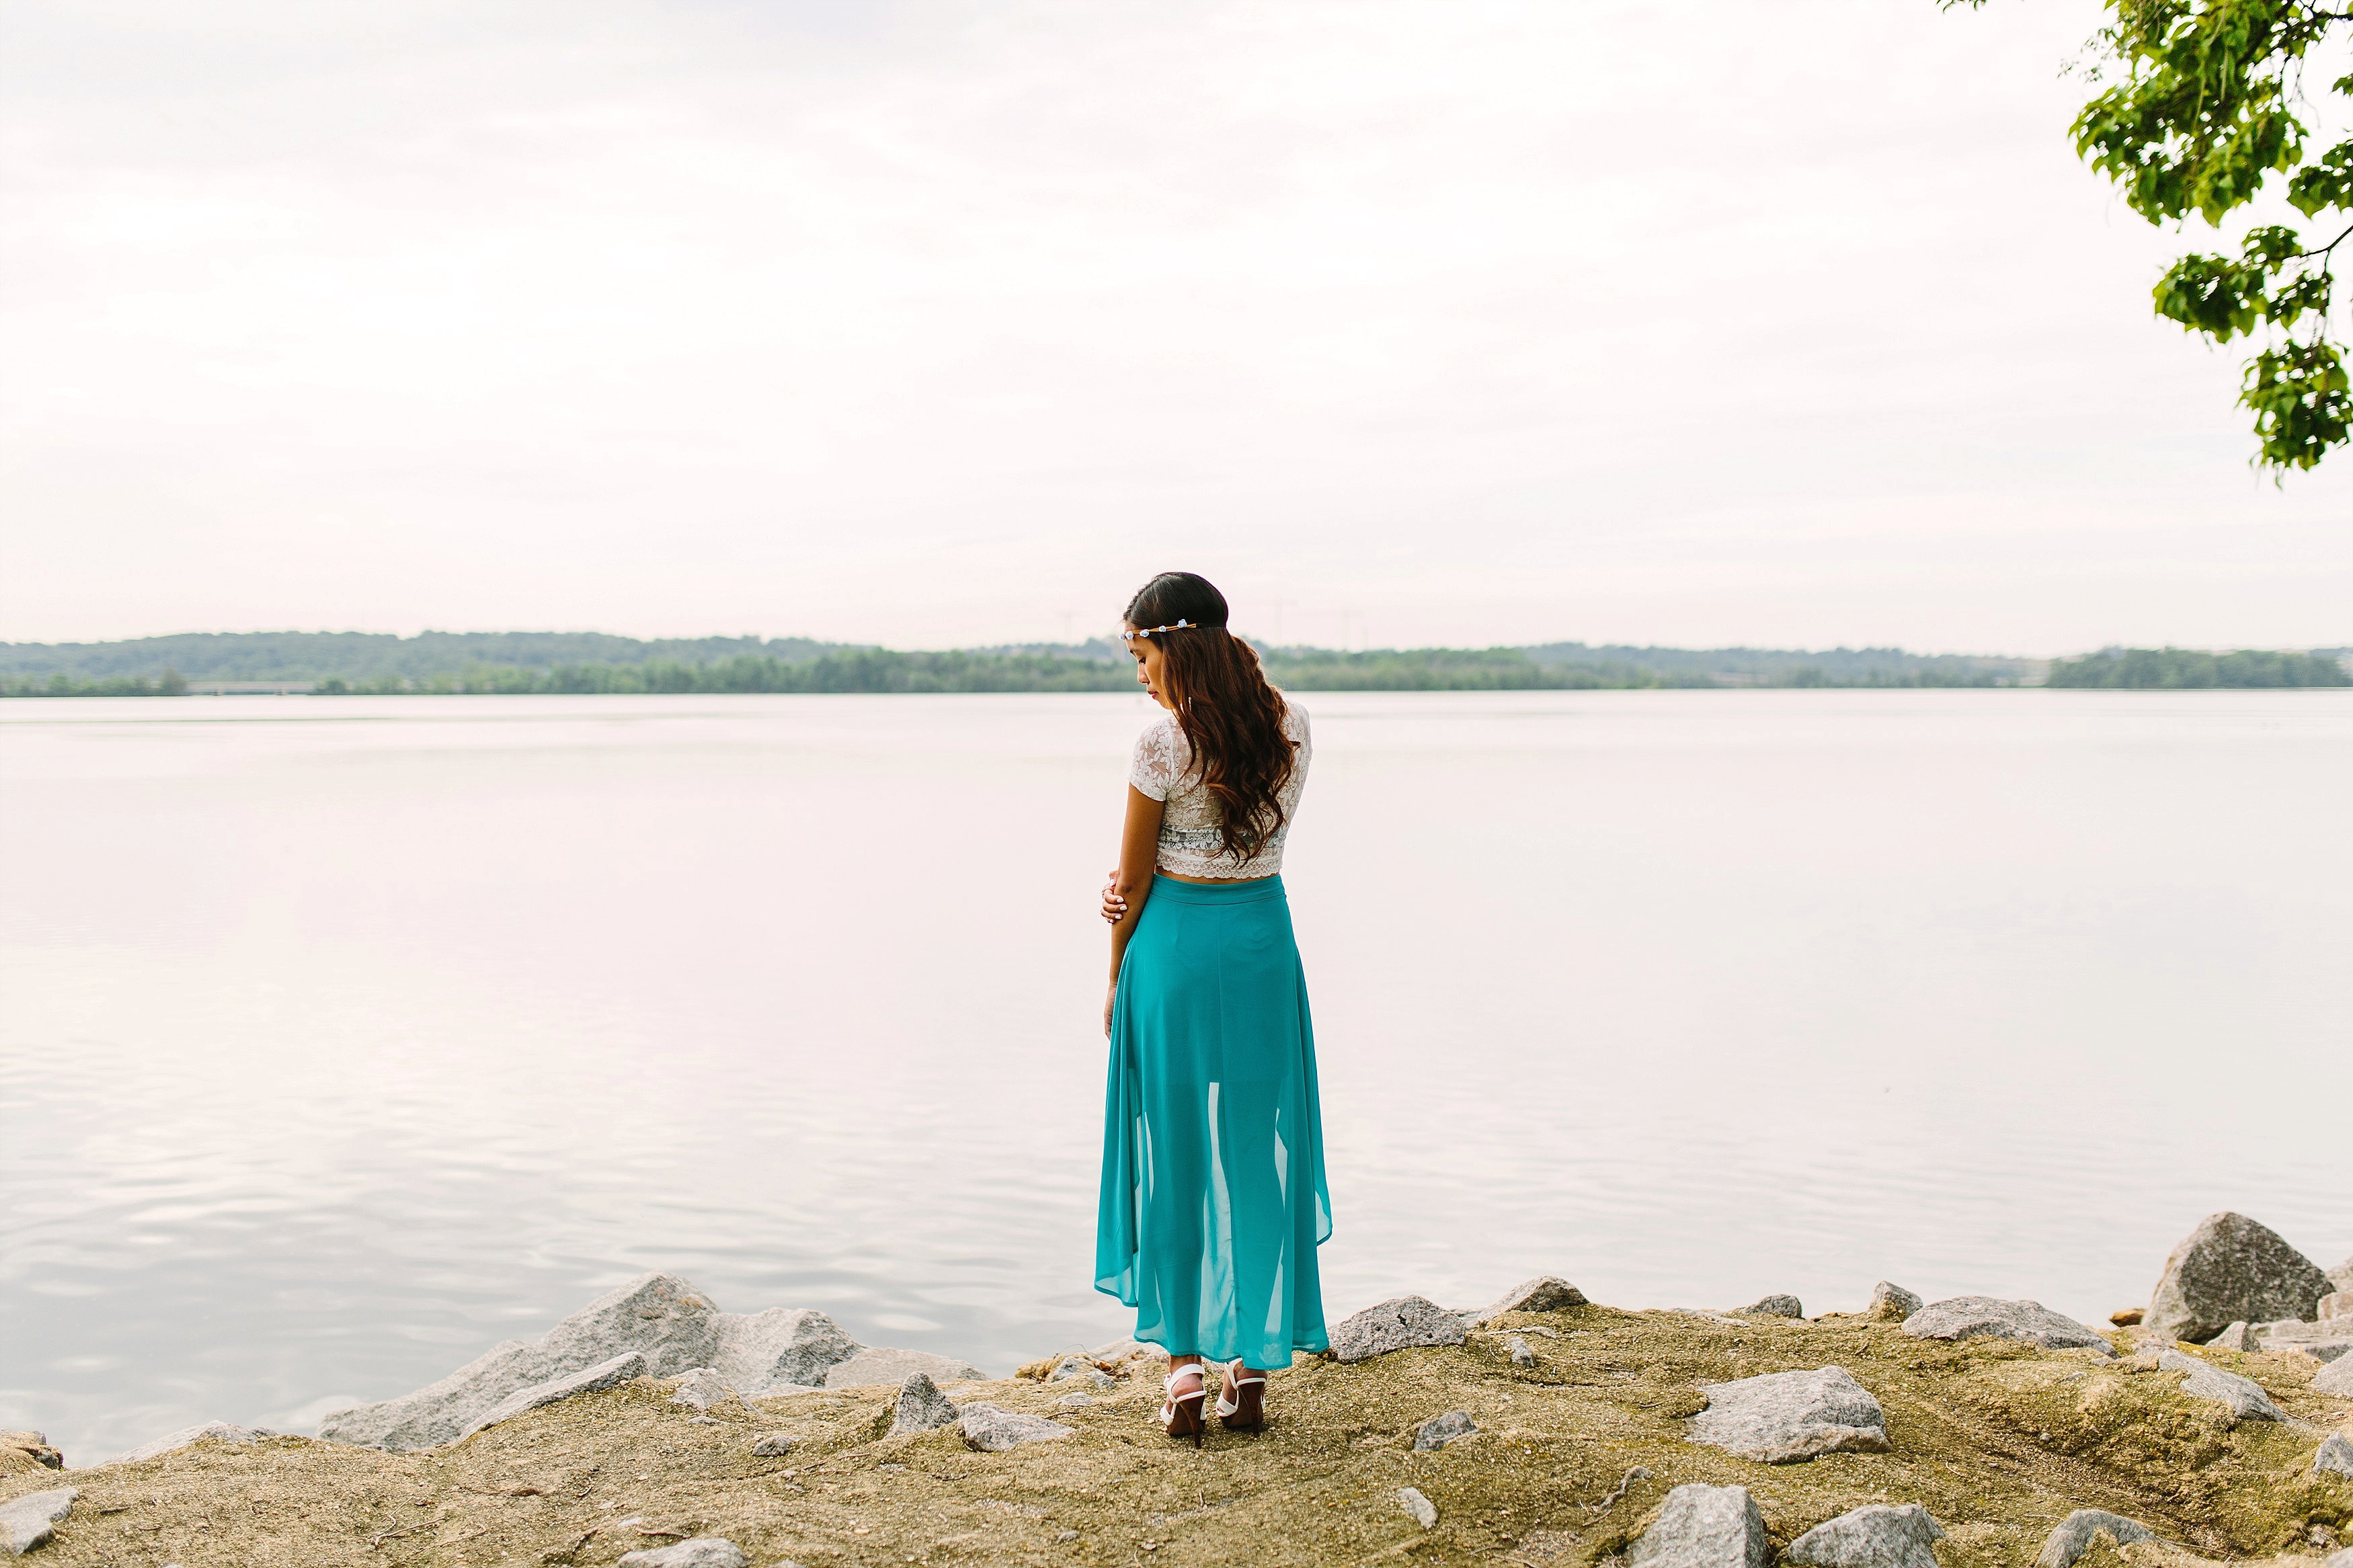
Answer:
[3,690,2348,1461]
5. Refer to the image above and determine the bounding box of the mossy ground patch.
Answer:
[8,1307,2346,1567]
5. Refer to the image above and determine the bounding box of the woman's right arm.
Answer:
[1103,785,1164,1035]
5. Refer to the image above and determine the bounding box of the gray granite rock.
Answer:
[823,1348,984,1389]
[1686,1366,1889,1463]
[2035,1510,2154,1568]
[2208,1322,2254,1352]
[1047,1358,1115,1389]
[668,1368,736,1411]
[1737,1294,1804,1318]
[748,1432,795,1456]
[1901,1296,2110,1352]
[1330,1295,1469,1362]
[1510,1336,1538,1369]
[2327,1550,2353,1568]
[2321,1290,2353,1322]
[2256,1319,2353,1362]
[2313,1432,2353,1478]
[1786,1503,1945,1568]
[616,1539,748,1568]
[105,1421,273,1466]
[0,1489,75,1557]
[955,1403,1074,1452]
[2176,1342,2305,1415]
[1475,1276,1587,1324]
[2331,1256,2353,1294]
[1866,1283,1923,1323]
[1628,1483,1768,1568]
[1412,1410,1477,1450]
[887,1372,959,1437]
[463,1352,646,1438]
[317,1276,887,1450]
[2315,1354,2353,1395]
[712,1308,860,1393]
[2146,1212,2331,1344]
[1398,1486,1438,1529]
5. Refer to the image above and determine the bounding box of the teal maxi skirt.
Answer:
[1095,874,1332,1368]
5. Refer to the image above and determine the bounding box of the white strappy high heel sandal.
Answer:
[1215,1360,1267,1431]
[1160,1362,1207,1444]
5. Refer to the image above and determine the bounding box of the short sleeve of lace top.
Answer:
[1128,716,1186,800]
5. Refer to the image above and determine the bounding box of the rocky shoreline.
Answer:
[3,1210,2349,1567]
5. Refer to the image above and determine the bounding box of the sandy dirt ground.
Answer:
[5,1305,2348,1567]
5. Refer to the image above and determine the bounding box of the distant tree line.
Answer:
[5,631,2346,696]
[1,669,188,697]
[317,651,1136,696]
[0,630,836,684]
[2045,648,2350,689]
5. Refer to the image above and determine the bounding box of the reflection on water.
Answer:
[2,690,2347,1459]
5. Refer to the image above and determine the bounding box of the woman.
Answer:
[1094,571,1331,1443]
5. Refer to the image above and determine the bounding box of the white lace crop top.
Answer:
[1127,702,1312,880]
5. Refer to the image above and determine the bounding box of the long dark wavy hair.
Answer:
[1125,572,1298,865]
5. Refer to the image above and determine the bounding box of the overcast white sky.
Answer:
[3,0,2349,654]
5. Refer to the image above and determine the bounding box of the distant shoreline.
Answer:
[3,633,2346,697]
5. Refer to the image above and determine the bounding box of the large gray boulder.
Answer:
[824,1348,984,1389]
[2145,1213,2331,1344]
[955,1403,1074,1452]
[104,1421,273,1466]
[463,1352,646,1438]
[2035,1510,2154,1568]
[711,1307,858,1393]
[1330,1295,1468,1361]
[1786,1503,1944,1568]
[616,1540,748,1568]
[318,1274,871,1450]
[0,1489,75,1557]
[1628,1483,1769,1568]
[887,1372,959,1437]
[1475,1276,1587,1323]
[2315,1432,2353,1478]
[2153,1349,2283,1425]
[1686,1367,1889,1463]
[1901,1296,2110,1352]
[2315,1354,2353,1395]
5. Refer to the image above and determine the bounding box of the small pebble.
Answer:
[1055,1393,1093,1408]
[1509,1336,1537,1368]
[1398,1487,1439,1530]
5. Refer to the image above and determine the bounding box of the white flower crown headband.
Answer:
[1121,618,1222,641]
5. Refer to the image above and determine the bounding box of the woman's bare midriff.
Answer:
[1158,870,1276,885]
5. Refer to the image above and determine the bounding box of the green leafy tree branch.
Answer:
[1953,0,2353,470]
